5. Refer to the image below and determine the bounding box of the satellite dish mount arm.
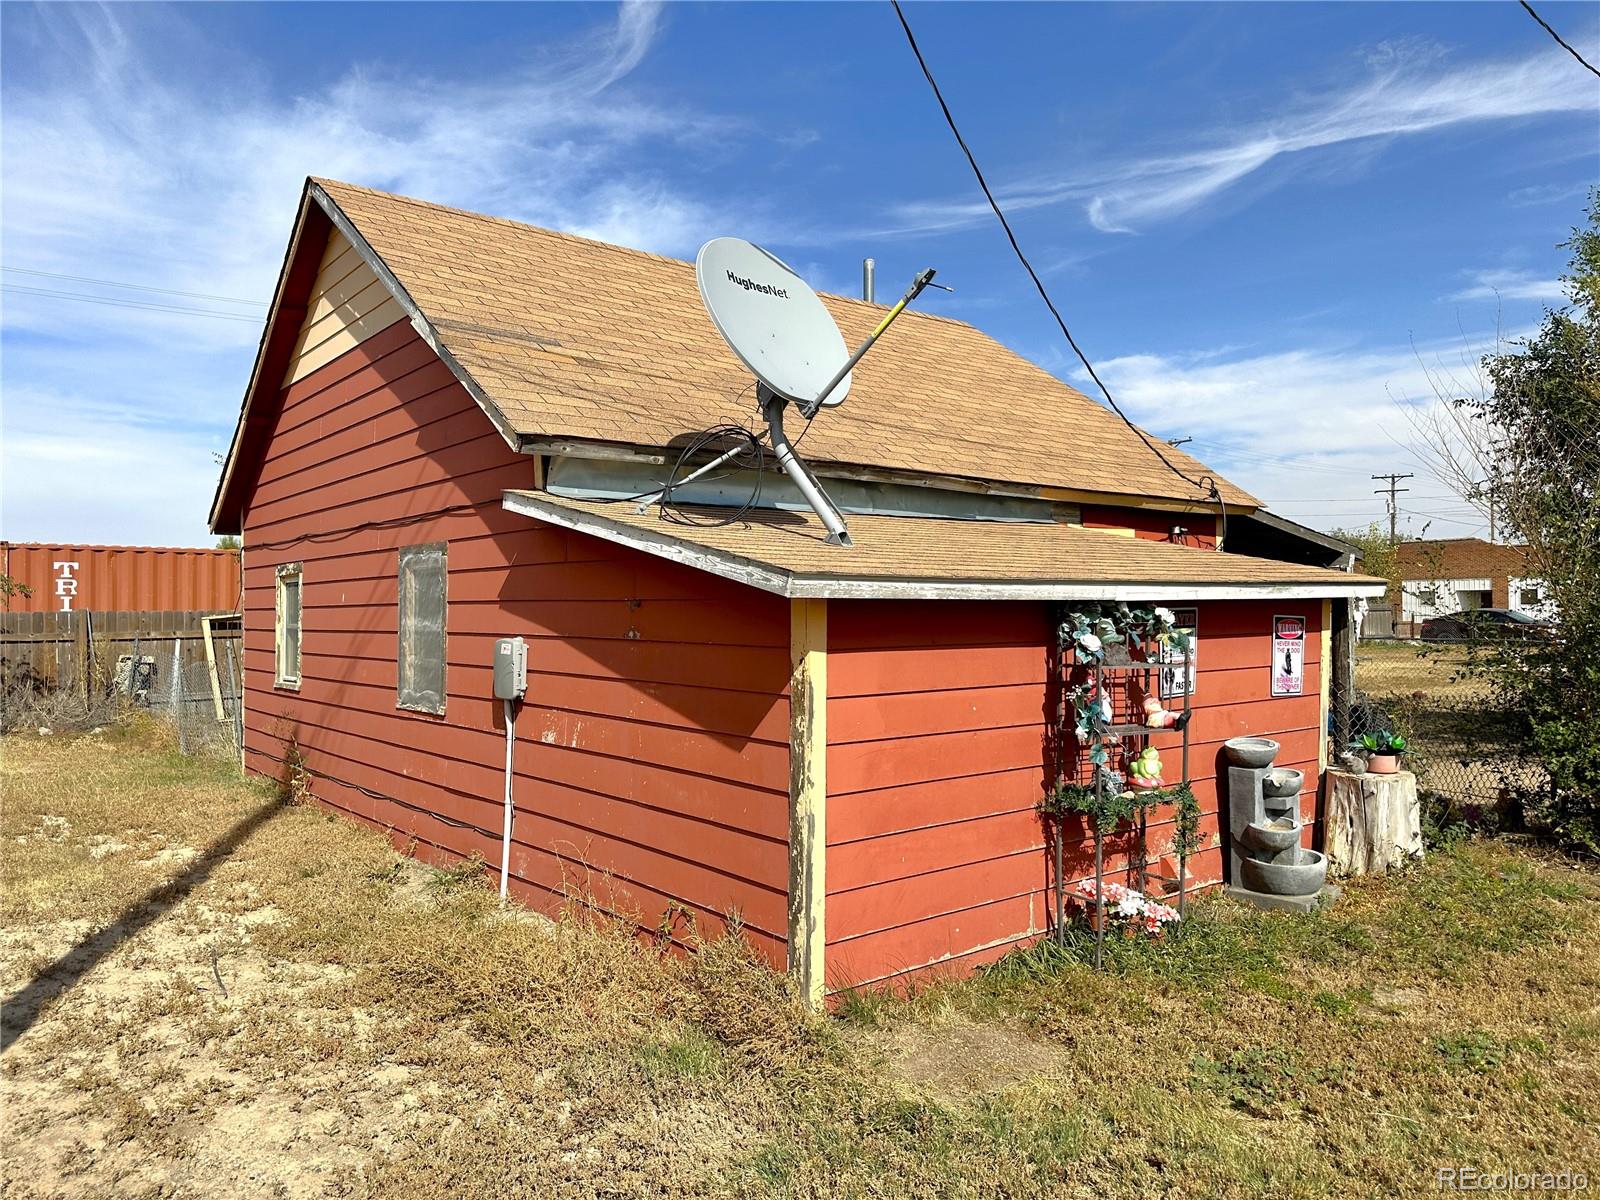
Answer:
[799,268,940,418]
[761,386,852,546]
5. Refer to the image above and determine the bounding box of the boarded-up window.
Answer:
[274,563,303,689]
[398,543,446,714]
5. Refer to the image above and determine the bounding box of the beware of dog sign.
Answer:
[1271,615,1305,697]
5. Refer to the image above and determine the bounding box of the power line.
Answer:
[1181,438,1377,478]
[0,266,268,307]
[1403,511,1489,530]
[888,0,1219,508]
[1272,494,1468,505]
[1,284,262,323]
[1290,508,1484,522]
[1518,0,1600,78]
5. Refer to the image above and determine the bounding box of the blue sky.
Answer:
[2,1,1595,546]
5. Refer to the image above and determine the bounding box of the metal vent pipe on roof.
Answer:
[862,258,876,303]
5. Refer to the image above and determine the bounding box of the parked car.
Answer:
[1419,608,1552,641]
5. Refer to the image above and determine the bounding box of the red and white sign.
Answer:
[1271,615,1305,697]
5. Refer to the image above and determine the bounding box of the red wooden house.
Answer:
[211,179,1383,1001]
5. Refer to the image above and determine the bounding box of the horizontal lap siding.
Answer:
[1080,505,1218,549]
[242,320,791,964]
[824,598,1324,990]
[825,602,1053,989]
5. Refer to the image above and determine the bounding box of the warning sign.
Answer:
[1271,615,1306,697]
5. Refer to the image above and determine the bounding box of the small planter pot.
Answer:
[1074,900,1113,932]
[1366,753,1400,775]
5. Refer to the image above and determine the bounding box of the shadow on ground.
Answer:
[0,795,285,1053]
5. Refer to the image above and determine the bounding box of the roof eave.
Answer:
[501,490,1386,603]
[209,185,322,534]
[1238,509,1361,560]
[520,435,1254,516]
[307,181,522,456]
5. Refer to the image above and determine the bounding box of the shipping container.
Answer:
[1,543,241,614]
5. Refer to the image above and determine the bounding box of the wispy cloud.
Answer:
[880,41,1596,237]
[1077,324,1523,538]
[1448,269,1566,303]
[1507,180,1594,207]
[0,1,743,543]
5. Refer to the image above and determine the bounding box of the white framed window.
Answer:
[274,562,303,690]
[397,542,446,714]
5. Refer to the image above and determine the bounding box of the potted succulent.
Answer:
[1356,729,1407,775]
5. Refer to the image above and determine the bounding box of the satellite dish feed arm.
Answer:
[800,268,940,418]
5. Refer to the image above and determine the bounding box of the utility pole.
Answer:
[1372,472,1413,542]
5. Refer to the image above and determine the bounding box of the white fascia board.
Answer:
[501,491,1389,603]
[787,578,1389,601]
[502,490,794,595]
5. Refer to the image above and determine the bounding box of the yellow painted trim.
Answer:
[289,295,407,381]
[1319,598,1333,772]
[283,230,406,385]
[1066,522,1137,539]
[201,615,225,722]
[788,597,827,1009]
[1035,485,1242,514]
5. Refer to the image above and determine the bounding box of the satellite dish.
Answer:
[696,238,851,409]
[674,238,941,547]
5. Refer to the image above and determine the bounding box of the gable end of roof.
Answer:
[208,179,519,534]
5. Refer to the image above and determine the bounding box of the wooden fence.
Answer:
[1,611,243,732]
[1360,604,1397,640]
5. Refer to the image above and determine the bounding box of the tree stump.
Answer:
[1325,768,1423,876]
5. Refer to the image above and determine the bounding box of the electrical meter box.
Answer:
[493,636,527,701]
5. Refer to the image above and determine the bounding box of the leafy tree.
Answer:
[216,535,242,550]
[1469,191,1600,850]
[1329,522,1399,591]
[0,574,33,611]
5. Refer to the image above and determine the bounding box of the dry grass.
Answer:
[1353,641,1540,807]
[2,722,1597,1198]
[1356,640,1484,702]
[0,680,126,737]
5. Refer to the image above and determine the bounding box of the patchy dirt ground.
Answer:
[3,724,1597,1199]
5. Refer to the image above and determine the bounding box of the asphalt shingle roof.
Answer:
[503,490,1385,598]
[318,179,1258,510]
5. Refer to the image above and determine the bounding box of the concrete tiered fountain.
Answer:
[1223,737,1338,911]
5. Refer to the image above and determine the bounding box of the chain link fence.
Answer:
[1344,635,1541,820]
[160,635,245,759]
[1,611,242,761]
